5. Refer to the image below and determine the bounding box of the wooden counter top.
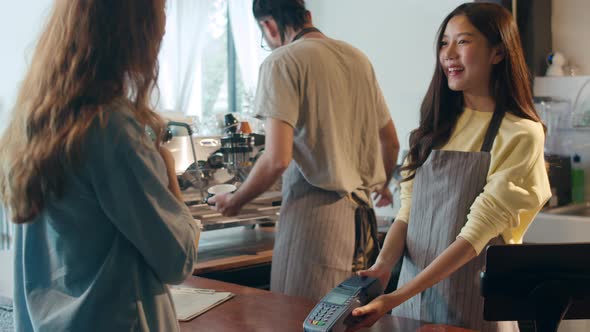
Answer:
[179,277,477,332]
[193,226,274,275]
[180,277,313,331]
[194,249,272,275]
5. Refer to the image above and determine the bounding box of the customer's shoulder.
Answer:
[86,98,149,152]
[101,100,143,141]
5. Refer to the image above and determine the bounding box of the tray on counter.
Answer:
[185,191,282,231]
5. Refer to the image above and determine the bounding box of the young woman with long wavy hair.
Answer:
[0,1,199,330]
[348,3,551,331]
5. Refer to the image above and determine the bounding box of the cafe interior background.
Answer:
[1,0,589,331]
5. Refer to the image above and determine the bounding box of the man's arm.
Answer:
[380,119,400,187]
[373,119,400,207]
[211,117,293,216]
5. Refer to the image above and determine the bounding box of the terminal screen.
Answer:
[324,289,353,305]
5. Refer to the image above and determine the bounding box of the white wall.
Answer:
[0,1,51,251]
[0,1,52,131]
[552,0,590,75]
[307,0,466,155]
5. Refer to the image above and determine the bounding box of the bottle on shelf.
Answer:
[571,154,585,203]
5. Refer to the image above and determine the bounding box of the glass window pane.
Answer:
[202,0,228,116]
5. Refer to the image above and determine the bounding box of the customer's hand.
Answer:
[345,293,404,332]
[372,186,393,207]
[357,261,392,292]
[208,192,242,217]
[159,146,182,201]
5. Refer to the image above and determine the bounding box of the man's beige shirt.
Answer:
[255,37,391,203]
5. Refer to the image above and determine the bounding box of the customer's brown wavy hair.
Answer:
[402,2,543,181]
[0,0,167,223]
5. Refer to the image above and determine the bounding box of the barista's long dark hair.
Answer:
[253,0,308,44]
[402,2,543,180]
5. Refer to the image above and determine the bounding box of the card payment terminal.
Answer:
[303,276,382,332]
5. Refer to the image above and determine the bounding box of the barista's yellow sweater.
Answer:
[398,108,551,254]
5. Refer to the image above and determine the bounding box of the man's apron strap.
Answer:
[350,194,380,271]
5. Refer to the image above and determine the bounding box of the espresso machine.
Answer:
[163,116,280,230]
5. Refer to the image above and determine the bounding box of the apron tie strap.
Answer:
[480,108,505,153]
[351,194,380,271]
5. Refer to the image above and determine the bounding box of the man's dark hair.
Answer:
[253,0,308,44]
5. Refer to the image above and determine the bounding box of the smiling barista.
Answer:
[209,0,400,300]
[347,3,551,331]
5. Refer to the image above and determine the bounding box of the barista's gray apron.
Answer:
[392,110,519,332]
[270,163,379,301]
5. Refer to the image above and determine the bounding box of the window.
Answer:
[157,0,266,130]
[202,0,246,116]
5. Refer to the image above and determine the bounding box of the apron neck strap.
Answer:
[480,107,505,153]
[291,27,321,43]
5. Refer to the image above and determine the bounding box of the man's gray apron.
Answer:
[392,110,519,332]
[270,163,379,301]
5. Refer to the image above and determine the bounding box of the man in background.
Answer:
[211,0,399,300]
